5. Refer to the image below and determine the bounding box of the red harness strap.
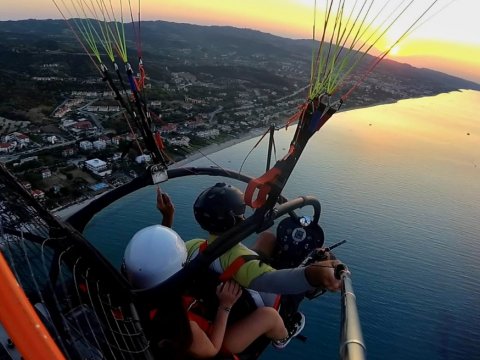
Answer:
[199,241,208,252]
[219,255,259,282]
[149,297,214,335]
[149,297,238,358]
[183,296,239,358]
[198,241,259,282]
[187,311,212,334]
[183,296,214,334]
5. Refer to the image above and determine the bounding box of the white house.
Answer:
[85,158,111,177]
[41,168,52,179]
[167,136,190,147]
[135,154,151,164]
[93,140,107,150]
[20,156,38,164]
[79,141,93,151]
[197,129,220,139]
[46,135,57,144]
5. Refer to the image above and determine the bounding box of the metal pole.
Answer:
[339,268,366,360]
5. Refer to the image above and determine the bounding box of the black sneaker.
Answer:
[272,312,306,349]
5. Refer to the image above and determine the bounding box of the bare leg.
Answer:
[251,231,276,257]
[222,307,287,354]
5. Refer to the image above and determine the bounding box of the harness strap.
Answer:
[199,240,208,252]
[198,241,260,283]
[219,255,260,282]
[149,308,158,320]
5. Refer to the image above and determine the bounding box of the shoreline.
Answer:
[54,90,464,220]
[170,127,269,169]
[54,127,268,219]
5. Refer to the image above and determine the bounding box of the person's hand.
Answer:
[321,259,342,291]
[306,259,342,292]
[315,248,337,261]
[157,186,174,218]
[216,281,242,308]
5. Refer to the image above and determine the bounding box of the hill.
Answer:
[0,19,479,120]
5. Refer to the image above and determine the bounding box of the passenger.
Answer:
[156,183,342,300]
[122,225,304,359]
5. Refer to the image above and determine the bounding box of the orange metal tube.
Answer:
[0,252,65,360]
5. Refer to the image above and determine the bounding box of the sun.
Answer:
[389,44,401,56]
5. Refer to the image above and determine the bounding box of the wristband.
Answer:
[220,306,231,313]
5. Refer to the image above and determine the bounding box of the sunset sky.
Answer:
[1,0,479,83]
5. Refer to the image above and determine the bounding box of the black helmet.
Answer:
[194,183,246,234]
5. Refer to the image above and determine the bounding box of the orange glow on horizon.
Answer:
[386,39,480,82]
[1,0,479,83]
[143,0,480,83]
[142,0,314,39]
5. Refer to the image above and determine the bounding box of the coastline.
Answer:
[54,90,464,220]
[54,127,269,219]
[170,127,268,169]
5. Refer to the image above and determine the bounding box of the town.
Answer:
[0,65,309,211]
[2,20,478,211]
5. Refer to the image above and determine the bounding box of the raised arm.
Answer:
[156,186,175,228]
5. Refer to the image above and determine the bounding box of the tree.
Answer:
[60,187,71,197]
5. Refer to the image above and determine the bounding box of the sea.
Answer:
[84,90,480,360]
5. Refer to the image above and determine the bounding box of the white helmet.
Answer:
[122,225,187,289]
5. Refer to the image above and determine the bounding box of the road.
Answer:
[0,140,77,163]
[209,106,223,123]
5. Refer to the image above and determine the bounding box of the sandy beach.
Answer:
[170,127,269,169]
[54,127,269,220]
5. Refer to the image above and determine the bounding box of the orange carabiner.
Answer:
[244,167,282,209]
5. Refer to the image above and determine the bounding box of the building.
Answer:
[184,118,206,129]
[61,119,77,128]
[167,136,190,147]
[79,141,93,151]
[111,152,122,161]
[93,140,107,150]
[160,123,178,133]
[85,158,111,177]
[40,168,52,179]
[150,100,162,107]
[71,120,94,134]
[0,143,15,153]
[135,154,151,164]
[12,132,30,145]
[197,129,220,139]
[21,181,32,190]
[74,120,93,129]
[46,135,57,144]
[62,148,76,157]
[98,135,111,144]
[111,136,122,145]
[19,156,38,164]
[85,158,107,172]
[31,189,45,199]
